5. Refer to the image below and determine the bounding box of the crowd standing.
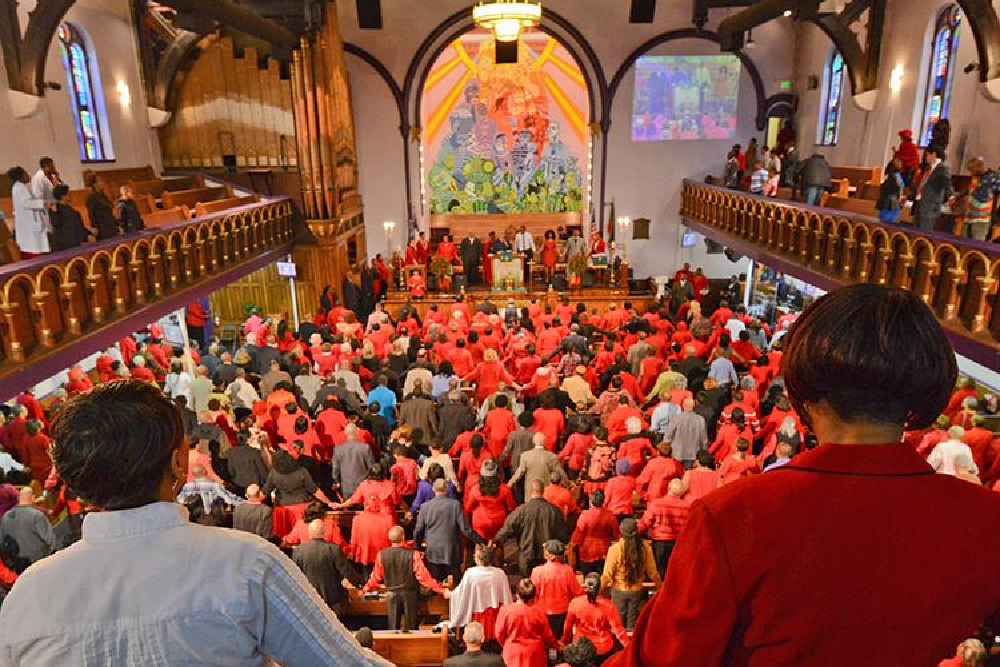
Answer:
[1,263,999,666]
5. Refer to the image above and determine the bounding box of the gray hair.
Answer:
[464,622,485,645]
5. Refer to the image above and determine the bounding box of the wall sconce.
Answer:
[889,65,904,94]
[116,80,130,107]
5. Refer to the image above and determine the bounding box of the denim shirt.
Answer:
[0,502,392,667]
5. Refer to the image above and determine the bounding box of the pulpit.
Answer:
[491,250,525,292]
[652,275,670,300]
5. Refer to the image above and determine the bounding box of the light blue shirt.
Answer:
[708,357,739,386]
[0,502,392,667]
[651,401,682,435]
[763,457,791,472]
[367,385,397,426]
[431,373,455,400]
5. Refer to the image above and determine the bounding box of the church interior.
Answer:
[3,0,1000,665]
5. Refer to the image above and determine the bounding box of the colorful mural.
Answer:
[421,29,590,215]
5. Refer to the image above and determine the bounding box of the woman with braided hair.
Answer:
[600,518,659,632]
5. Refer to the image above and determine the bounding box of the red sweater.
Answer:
[530,561,583,616]
[607,443,1000,667]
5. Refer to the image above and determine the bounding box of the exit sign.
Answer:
[779,80,792,90]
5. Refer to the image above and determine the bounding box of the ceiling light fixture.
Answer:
[473,0,542,42]
[783,9,793,17]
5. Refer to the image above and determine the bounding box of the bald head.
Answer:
[433,478,448,495]
[388,525,405,544]
[245,483,261,500]
[17,487,35,505]
[532,432,546,448]
[308,519,326,540]
[682,397,695,411]
[667,478,685,497]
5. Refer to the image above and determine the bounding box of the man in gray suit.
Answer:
[332,424,374,499]
[509,432,568,495]
[443,622,504,667]
[232,484,273,541]
[413,479,483,585]
[912,145,954,231]
[292,520,365,614]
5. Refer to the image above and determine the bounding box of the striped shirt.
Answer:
[749,168,769,194]
[638,495,692,541]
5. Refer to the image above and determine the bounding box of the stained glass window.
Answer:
[819,50,845,146]
[58,22,112,162]
[920,5,961,146]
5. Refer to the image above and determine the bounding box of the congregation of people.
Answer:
[2,262,1000,667]
[4,156,146,261]
[722,119,1000,241]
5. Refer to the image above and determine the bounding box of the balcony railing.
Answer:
[0,198,295,396]
[680,180,1000,367]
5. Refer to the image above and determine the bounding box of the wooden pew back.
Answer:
[83,165,156,200]
[194,195,259,218]
[163,186,231,211]
[143,206,190,228]
[831,166,882,189]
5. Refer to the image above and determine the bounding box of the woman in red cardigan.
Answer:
[609,283,1000,667]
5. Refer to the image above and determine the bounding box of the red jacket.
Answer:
[496,601,559,667]
[530,561,583,616]
[571,507,620,563]
[562,595,629,656]
[607,443,1000,667]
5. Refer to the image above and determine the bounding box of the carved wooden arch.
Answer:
[811,0,887,96]
[0,0,76,95]
[61,256,90,287]
[955,0,1000,82]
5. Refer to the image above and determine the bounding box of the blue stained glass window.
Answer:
[819,50,845,146]
[920,6,961,146]
[58,22,111,162]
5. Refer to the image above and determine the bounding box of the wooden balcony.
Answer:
[0,198,296,399]
[680,180,1000,369]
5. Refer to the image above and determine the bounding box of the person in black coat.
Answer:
[84,175,118,241]
[342,275,361,318]
[115,185,144,234]
[292,519,365,614]
[50,185,92,250]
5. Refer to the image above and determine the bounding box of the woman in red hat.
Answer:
[894,129,921,184]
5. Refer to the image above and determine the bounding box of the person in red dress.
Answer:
[464,460,516,542]
[540,230,559,285]
[482,394,516,459]
[408,270,426,298]
[414,231,430,265]
[569,489,620,575]
[447,545,513,645]
[496,578,563,667]
[436,234,458,262]
[607,284,1000,667]
[636,443,684,502]
[530,539,583,639]
[404,239,421,266]
[680,451,720,503]
[589,231,606,258]
[562,573,629,664]
[331,461,405,569]
[281,501,348,551]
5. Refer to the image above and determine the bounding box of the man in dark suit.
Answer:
[413,479,483,585]
[912,144,954,231]
[292,519,365,614]
[492,478,568,577]
[443,621,504,667]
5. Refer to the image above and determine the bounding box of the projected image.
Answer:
[631,55,740,141]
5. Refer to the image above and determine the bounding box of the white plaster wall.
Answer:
[0,0,162,188]
[347,59,407,257]
[337,0,795,280]
[792,1,1000,170]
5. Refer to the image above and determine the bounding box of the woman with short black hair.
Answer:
[615,284,1000,667]
[0,380,390,666]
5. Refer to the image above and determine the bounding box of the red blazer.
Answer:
[607,443,1000,667]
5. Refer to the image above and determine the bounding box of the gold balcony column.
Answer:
[1,304,26,362]
[913,259,939,304]
[969,276,996,333]
[874,247,893,284]
[892,254,914,289]
[854,242,873,281]
[129,260,147,304]
[840,239,857,278]
[59,281,82,336]
[31,292,54,348]
[939,267,965,321]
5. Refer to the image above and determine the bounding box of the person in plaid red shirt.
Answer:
[638,479,691,578]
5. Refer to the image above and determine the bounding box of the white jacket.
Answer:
[11,181,49,254]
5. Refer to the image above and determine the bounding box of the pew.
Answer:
[163,186,231,211]
[142,206,190,228]
[82,165,156,200]
[858,183,882,201]
[825,195,879,217]
[128,175,206,199]
[341,591,450,622]
[370,630,450,667]
[194,195,259,218]
[831,166,882,191]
